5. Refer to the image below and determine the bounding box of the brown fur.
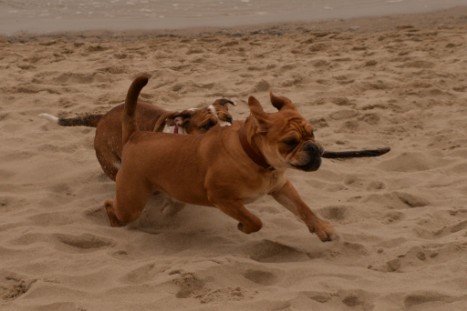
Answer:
[105,75,336,242]
[94,98,234,181]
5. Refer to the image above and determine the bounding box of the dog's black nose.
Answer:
[304,142,322,157]
[298,142,322,172]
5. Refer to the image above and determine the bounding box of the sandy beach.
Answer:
[1,6,467,311]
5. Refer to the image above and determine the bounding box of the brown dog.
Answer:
[105,75,336,242]
[41,97,234,180]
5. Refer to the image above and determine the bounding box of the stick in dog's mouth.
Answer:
[321,147,391,159]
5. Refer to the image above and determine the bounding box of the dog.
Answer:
[104,74,336,242]
[41,97,235,181]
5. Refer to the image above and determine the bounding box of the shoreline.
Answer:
[2,6,467,40]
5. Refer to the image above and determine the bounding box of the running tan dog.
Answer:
[105,74,336,242]
[41,96,234,180]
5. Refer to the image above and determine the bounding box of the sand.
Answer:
[1,7,467,311]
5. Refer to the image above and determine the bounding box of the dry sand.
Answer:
[1,7,467,311]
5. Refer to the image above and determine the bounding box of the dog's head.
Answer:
[164,98,235,134]
[247,93,323,172]
[209,98,235,127]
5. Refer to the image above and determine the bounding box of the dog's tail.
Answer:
[122,74,150,145]
[322,147,390,159]
[39,113,102,127]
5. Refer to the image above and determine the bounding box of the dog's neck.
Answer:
[238,120,274,171]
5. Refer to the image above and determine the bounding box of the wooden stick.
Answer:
[322,147,391,159]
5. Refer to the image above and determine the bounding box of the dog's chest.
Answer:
[242,170,284,203]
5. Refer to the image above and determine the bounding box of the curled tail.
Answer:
[122,74,150,145]
[39,113,102,127]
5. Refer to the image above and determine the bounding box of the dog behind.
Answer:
[40,88,235,180]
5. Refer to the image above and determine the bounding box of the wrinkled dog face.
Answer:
[276,117,323,172]
[248,94,323,172]
[168,98,235,134]
[184,108,221,134]
[210,98,235,127]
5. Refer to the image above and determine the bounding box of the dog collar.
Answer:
[238,125,274,171]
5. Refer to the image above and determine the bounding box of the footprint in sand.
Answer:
[247,239,311,263]
[329,109,359,121]
[122,262,159,284]
[377,152,445,172]
[379,240,467,273]
[28,212,74,226]
[401,60,435,69]
[394,192,429,208]
[364,191,429,210]
[319,205,350,222]
[300,289,374,309]
[171,271,248,303]
[382,211,404,224]
[0,274,36,301]
[83,206,109,225]
[171,272,205,299]
[242,269,278,286]
[338,289,374,309]
[404,291,457,308]
[54,233,112,251]
[415,220,467,239]
[300,291,333,303]
[52,72,97,85]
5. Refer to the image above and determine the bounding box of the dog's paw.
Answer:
[311,220,338,242]
[316,228,338,242]
[104,200,123,227]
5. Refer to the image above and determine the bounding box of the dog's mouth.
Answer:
[291,157,321,172]
[218,117,233,127]
[289,142,322,172]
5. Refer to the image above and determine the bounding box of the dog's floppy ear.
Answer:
[270,92,295,111]
[248,96,270,132]
[214,98,236,107]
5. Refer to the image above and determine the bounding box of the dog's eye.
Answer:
[201,120,216,131]
[224,115,233,124]
[283,138,299,149]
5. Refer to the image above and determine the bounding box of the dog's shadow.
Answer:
[85,194,234,236]
[84,195,342,261]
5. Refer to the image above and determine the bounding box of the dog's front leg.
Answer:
[210,198,263,234]
[271,181,336,242]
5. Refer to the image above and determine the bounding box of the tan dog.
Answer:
[105,75,336,242]
[41,97,234,181]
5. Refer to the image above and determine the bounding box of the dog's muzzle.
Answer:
[295,142,322,172]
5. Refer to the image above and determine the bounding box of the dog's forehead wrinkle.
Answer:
[285,118,312,135]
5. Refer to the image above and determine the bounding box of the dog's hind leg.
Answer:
[95,148,120,181]
[104,173,152,226]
